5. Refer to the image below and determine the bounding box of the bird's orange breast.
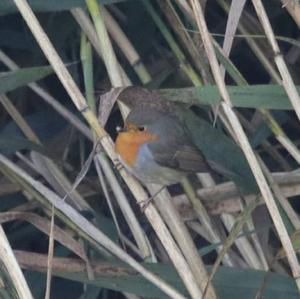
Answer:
[115,130,158,167]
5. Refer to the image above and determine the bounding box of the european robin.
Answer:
[115,87,258,194]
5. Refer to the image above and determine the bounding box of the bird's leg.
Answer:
[140,185,166,212]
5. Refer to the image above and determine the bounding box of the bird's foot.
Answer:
[139,186,166,212]
[139,197,154,212]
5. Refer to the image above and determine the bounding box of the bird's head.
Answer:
[115,108,161,166]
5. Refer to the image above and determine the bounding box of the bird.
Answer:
[115,87,259,194]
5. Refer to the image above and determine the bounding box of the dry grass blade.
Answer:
[189,0,300,287]
[10,1,209,298]
[259,159,300,230]
[223,104,300,283]
[251,0,300,121]
[85,0,124,86]
[148,184,218,299]
[281,0,300,28]
[2,1,300,297]
[70,8,131,86]
[0,211,87,261]
[220,0,246,78]
[0,50,93,140]
[0,152,188,299]
[181,177,234,266]
[30,152,91,212]
[101,6,151,84]
[94,156,125,249]
[203,197,260,298]
[44,206,55,299]
[217,0,282,84]
[0,226,34,299]
[0,94,40,143]
[159,0,212,84]
[61,142,99,202]
[98,87,126,126]
[94,153,153,260]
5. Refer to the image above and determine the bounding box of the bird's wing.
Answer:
[180,109,259,194]
[148,142,211,173]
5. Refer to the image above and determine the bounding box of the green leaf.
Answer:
[28,258,300,299]
[158,85,295,110]
[0,0,127,15]
[0,66,54,94]
[214,267,299,299]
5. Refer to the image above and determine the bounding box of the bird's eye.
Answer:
[138,126,146,131]
[116,126,123,133]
